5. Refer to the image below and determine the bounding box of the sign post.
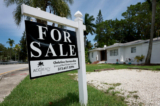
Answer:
[74,11,88,105]
[21,4,88,105]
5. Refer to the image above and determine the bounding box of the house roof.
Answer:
[89,48,105,52]
[89,37,160,52]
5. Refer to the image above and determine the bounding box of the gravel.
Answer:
[70,69,160,106]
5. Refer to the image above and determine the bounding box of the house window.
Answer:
[131,47,136,53]
[92,52,93,58]
[110,49,118,56]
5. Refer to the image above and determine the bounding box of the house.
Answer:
[89,37,160,64]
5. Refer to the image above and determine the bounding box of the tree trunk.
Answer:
[145,0,156,65]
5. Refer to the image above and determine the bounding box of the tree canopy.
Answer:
[94,1,160,47]
[96,10,103,25]
[4,0,73,26]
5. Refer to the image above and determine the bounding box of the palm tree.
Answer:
[86,39,93,50]
[145,0,156,64]
[4,0,73,26]
[83,13,96,47]
[14,44,21,61]
[6,38,15,60]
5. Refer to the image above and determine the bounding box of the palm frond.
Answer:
[13,4,23,26]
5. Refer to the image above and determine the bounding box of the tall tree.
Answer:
[96,10,103,25]
[83,13,96,47]
[0,43,6,61]
[6,38,14,60]
[145,0,156,64]
[19,31,27,62]
[4,0,73,26]
[94,20,116,47]
[95,10,103,47]
[86,39,93,50]
[14,44,21,61]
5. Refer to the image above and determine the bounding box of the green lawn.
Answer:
[86,64,160,72]
[0,64,159,106]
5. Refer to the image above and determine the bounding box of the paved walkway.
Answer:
[0,68,29,102]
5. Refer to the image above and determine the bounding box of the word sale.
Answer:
[30,25,77,58]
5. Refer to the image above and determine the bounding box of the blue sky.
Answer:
[0,0,144,47]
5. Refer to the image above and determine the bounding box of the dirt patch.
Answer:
[87,69,160,106]
[69,69,160,106]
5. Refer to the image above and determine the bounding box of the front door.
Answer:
[101,50,107,61]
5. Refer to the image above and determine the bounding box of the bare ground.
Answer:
[69,69,160,106]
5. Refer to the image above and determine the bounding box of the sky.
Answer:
[0,0,144,48]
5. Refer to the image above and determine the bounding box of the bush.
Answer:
[134,55,145,62]
[85,48,91,64]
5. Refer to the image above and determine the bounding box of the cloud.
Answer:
[105,0,131,20]
[0,1,24,37]
[89,0,109,16]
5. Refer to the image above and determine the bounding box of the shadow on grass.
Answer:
[46,93,79,106]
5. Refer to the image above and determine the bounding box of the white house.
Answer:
[89,37,160,64]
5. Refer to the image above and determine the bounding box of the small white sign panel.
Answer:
[30,58,78,77]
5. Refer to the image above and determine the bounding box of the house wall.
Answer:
[119,47,125,62]
[123,44,143,63]
[107,47,120,63]
[89,51,101,63]
[89,40,160,64]
[107,41,160,64]
[142,41,160,64]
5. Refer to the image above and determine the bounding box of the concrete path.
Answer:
[0,68,29,102]
[0,64,28,75]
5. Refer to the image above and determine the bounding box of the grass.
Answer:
[86,64,160,72]
[1,64,159,106]
[0,70,127,106]
[133,94,139,99]
[128,91,138,94]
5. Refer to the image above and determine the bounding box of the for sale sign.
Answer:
[25,21,79,79]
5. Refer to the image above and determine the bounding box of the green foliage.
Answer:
[14,44,21,61]
[4,0,73,26]
[0,43,16,61]
[96,10,103,25]
[0,43,5,52]
[85,40,92,63]
[19,31,27,62]
[94,1,160,47]
[6,38,15,60]
[84,13,96,36]
[85,48,91,64]
[94,20,116,47]
[86,40,93,49]
[134,55,145,62]
[6,38,14,48]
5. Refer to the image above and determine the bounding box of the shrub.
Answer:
[134,55,145,62]
[85,48,91,64]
